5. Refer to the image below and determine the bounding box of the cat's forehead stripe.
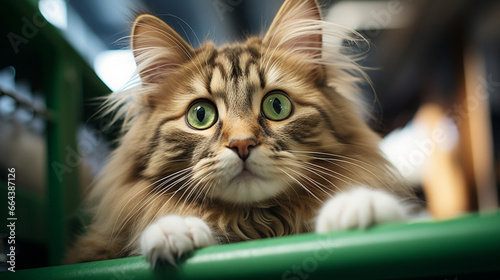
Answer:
[206,46,264,87]
[197,45,266,115]
[225,48,243,79]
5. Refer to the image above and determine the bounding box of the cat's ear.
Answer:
[131,14,194,84]
[263,0,322,60]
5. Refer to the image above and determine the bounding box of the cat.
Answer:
[66,0,416,266]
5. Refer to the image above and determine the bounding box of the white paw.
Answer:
[140,215,217,266]
[315,187,408,233]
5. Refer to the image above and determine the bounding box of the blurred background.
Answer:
[0,0,499,270]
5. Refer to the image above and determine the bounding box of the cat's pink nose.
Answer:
[228,138,258,161]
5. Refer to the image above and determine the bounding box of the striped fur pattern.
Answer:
[66,0,414,263]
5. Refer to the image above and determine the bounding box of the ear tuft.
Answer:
[263,0,322,60]
[131,15,194,84]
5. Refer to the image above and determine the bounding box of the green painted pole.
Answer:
[44,50,82,266]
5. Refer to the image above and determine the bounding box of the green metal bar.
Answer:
[3,211,499,279]
[44,50,82,266]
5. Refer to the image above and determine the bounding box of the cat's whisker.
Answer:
[163,174,195,196]
[146,162,215,222]
[291,161,344,193]
[146,172,197,224]
[326,158,392,190]
[183,171,215,204]
[111,165,201,233]
[108,167,193,242]
[193,175,217,203]
[287,151,370,180]
[153,178,194,216]
[282,166,332,198]
[288,150,382,171]
[108,167,195,246]
[175,177,201,204]
[192,181,208,204]
[279,176,300,205]
[148,171,206,222]
[286,156,353,183]
[289,151,390,182]
[299,160,362,187]
[278,167,322,203]
[202,181,216,204]
[207,179,219,203]
[289,150,404,196]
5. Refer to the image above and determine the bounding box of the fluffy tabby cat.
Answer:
[67,0,415,265]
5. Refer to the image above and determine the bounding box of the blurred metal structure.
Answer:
[1,0,110,267]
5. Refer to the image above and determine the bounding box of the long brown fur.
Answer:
[66,0,414,264]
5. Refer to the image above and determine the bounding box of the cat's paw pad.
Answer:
[315,187,407,233]
[140,215,216,266]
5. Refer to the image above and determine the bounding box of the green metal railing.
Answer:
[3,211,500,279]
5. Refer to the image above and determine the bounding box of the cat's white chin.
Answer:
[204,149,289,204]
[219,173,285,204]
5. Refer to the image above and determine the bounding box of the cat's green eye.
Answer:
[262,91,293,121]
[186,100,217,130]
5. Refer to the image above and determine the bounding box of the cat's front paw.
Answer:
[140,215,217,266]
[315,187,407,233]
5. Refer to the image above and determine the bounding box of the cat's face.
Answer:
[147,42,346,204]
[123,1,381,205]
[136,33,347,203]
